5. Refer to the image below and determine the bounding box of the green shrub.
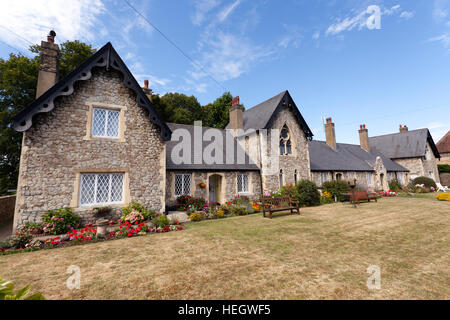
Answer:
[230,206,248,216]
[152,214,170,228]
[438,164,450,173]
[411,176,437,189]
[322,180,350,202]
[388,180,402,192]
[296,180,321,207]
[122,201,155,222]
[0,276,45,300]
[8,231,33,249]
[43,208,79,235]
[176,195,206,211]
[0,240,12,250]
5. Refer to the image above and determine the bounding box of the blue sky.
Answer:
[0,0,449,144]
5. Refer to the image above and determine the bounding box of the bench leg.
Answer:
[269,212,272,219]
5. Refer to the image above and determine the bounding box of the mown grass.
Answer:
[0,197,448,300]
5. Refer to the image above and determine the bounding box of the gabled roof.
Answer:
[227,90,313,139]
[436,131,450,154]
[12,42,171,140]
[309,140,409,172]
[166,123,259,171]
[368,129,440,159]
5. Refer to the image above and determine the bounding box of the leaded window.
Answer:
[79,173,124,206]
[366,173,373,186]
[321,172,328,185]
[174,174,191,197]
[279,169,284,188]
[294,170,298,185]
[237,174,249,194]
[279,125,292,155]
[92,108,120,138]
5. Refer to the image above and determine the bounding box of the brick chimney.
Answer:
[399,125,408,133]
[324,117,336,150]
[229,96,243,131]
[36,30,59,98]
[142,79,153,102]
[359,124,370,152]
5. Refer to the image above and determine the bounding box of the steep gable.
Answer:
[12,42,171,140]
[437,131,450,154]
[228,90,313,139]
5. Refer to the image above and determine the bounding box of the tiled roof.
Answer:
[368,129,440,159]
[166,123,259,171]
[436,131,450,154]
[309,140,409,172]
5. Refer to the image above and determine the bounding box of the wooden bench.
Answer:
[261,196,300,219]
[348,191,378,205]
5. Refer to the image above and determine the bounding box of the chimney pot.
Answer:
[144,80,149,88]
[324,117,336,150]
[36,30,59,98]
[359,124,370,152]
[232,96,240,106]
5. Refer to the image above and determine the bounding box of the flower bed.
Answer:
[1,220,184,256]
[380,191,397,197]
[436,193,450,201]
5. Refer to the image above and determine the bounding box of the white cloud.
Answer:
[279,24,302,48]
[312,31,320,40]
[217,0,242,23]
[192,31,274,82]
[429,33,450,52]
[400,11,415,19]
[191,0,222,26]
[384,5,401,16]
[0,0,105,50]
[326,4,413,36]
[433,0,448,22]
[326,9,368,36]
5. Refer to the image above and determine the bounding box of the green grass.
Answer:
[0,197,449,300]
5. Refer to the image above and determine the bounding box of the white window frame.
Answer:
[92,107,120,139]
[79,173,124,206]
[366,173,373,187]
[237,173,250,194]
[174,174,192,197]
[321,172,328,185]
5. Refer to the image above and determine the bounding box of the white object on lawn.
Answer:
[436,183,449,192]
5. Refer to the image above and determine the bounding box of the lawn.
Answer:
[0,197,448,300]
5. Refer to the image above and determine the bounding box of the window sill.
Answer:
[73,203,125,212]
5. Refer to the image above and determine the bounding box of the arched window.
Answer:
[279,169,283,188]
[279,125,292,155]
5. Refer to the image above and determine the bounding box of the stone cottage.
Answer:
[11,33,441,230]
[309,119,409,190]
[436,131,450,165]
[369,126,441,182]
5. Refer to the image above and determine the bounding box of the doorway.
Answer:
[208,174,223,204]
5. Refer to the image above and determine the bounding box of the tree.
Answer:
[202,92,234,129]
[157,92,203,125]
[0,41,96,195]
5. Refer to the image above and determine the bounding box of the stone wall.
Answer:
[14,67,166,229]
[394,145,440,183]
[166,170,261,209]
[261,106,310,192]
[438,152,450,165]
[0,195,16,225]
[439,172,450,186]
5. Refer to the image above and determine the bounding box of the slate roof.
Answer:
[12,42,172,140]
[227,90,313,138]
[166,123,259,171]
[309,140,409,172]
[368,129,440,159]
[436,131,450,154]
